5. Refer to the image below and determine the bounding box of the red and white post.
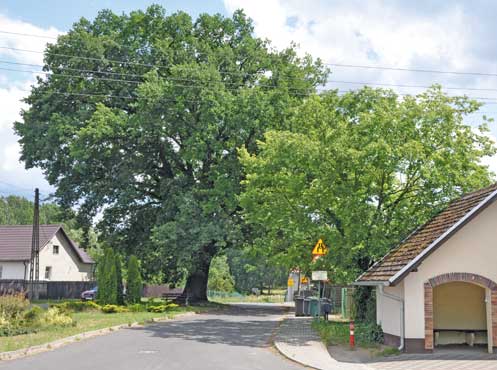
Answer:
[349,321,355,349]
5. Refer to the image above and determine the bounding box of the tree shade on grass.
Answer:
[14,5,327,301]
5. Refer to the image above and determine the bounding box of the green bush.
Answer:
[146,303,179,313]
[312,319,384,347]
[101,304,128,314]
[126,255,142,304]
[115,256,124,305]
[147,305,167,313]
[40,307,74,327]
[0,325,38,337]
[97,248,118,305]
[356,322,384,344]
[0,293,29,321]
[23,306,44,323]
[55,301,101,313]
[127,303,146,312]
[351,286,376,323]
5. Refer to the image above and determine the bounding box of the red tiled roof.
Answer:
[357,183,497,284]
[0,224,94,264]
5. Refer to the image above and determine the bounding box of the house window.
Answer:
[45,266,52,280]
[53,245,59,255]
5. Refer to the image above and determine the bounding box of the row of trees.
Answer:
[14,5,496,300]
[0,195,65,225]
[97,249,142,304]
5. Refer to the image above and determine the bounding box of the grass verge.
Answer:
[209,294,284,304]
[0,306,204,353]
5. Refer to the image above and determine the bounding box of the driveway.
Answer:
[0,304,305,370]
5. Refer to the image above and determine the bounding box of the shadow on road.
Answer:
[129,304,288,348]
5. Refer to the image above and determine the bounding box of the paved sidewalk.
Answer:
[274,317,368,370]
[368,348,497,370]
[274,316,497,370]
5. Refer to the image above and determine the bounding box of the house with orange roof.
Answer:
[356,184,497,353]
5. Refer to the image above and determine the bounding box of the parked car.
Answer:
[81,286,98,301]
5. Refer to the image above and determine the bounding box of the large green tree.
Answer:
[15,6,326,301]
[239,87,495,281]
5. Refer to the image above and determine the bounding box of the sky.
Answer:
[1,0,497,198]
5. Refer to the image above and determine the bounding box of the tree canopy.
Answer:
[239,87,495,281]
[15,5,326,300]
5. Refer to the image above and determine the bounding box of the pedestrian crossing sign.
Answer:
[312,239,328,256]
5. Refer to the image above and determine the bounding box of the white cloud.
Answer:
[224,0,497,175]
[0,15,62,196]
[0,14,61,65]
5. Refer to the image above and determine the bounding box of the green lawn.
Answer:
[0,307,199,353]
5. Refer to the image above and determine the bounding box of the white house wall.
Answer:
[376,282,404,337]
[0,261,26,279]
[33,230,93,281]
[402,199,497,339]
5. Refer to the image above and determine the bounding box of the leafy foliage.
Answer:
[227,248,287,293]
[240,88,495,281]
[312,319,383,347]
[97,248,118,305]
[15,5,326,300]
[352,286,376,323]
[115,256,124,305]
[54,301,101,313]
[126,255,142,304]
[101,304,128,314]
[207,255,235,292]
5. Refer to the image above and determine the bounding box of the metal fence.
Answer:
[319,285,355,317]
[0,279,95,299]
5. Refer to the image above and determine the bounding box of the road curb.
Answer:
[0,311,196,362]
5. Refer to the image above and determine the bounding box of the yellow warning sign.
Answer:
[287,278,294,287]
[312,239,328,256]
[301,277,309,284]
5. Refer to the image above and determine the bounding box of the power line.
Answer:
[5,63,497,101]
[327,80,497,93]
[5,59,497,96]
[0,29,58,40]
[0,59,146,79]
[3,29,497,80]
[327,62,497,78]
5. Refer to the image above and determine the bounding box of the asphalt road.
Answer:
[0,304,305,370]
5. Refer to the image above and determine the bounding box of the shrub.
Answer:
[0,293,29,321]
[115,256,124,305]
[101,304,128,314]
[126,255,142,304]
[312,319,384,347]
[41,307,73,327]
[356,322,384,345]
[23,306,44,324]
[55,301,101,313]
[127,303,146,312]
[351,286,376,323]
[146,303,179,313]
[147,305,167,313]
[97,248,118,305]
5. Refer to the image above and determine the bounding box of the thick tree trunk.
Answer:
[184,247,214,303]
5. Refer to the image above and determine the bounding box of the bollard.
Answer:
[349,321,355,349]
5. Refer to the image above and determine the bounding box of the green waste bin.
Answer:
[309,297,320,317]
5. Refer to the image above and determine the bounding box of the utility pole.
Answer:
[28,188,40,300]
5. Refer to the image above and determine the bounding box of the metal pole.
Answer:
[28,188,40,300]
